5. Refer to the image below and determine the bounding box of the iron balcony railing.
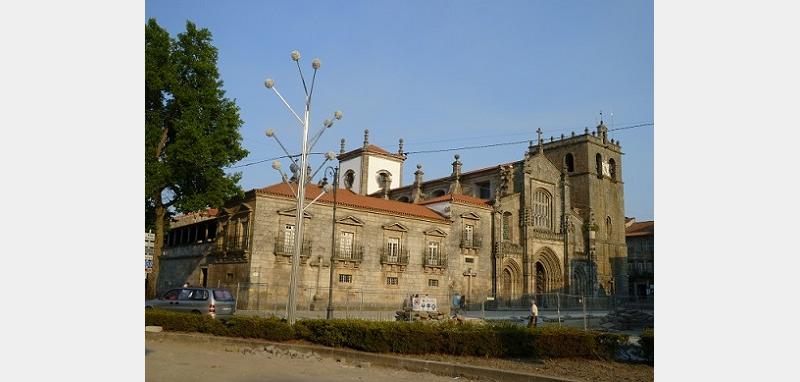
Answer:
[273,237,312,257]
[459,232,482,249]
[423,252,448,268]
[380,248,409,265]
[333,245,364,261]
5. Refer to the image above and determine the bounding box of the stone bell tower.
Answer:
[337,130,407,195]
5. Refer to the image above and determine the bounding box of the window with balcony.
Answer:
[465,225,473,246]
[339,231,354,259]
[282,224,295,253]
[427,241,440,266]
[386,237,399,263]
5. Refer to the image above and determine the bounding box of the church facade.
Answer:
[157,121,628,310]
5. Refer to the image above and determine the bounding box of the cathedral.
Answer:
[157,121,628,310]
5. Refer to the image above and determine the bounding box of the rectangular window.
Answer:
[283,224,295,253]
[387,237,399,262]
[465,225,474,246]
[340,232,354,259]
[465,257,475,263]
[338,274,353,283]
[476,181,491,199]
[241,220,249,249]
[386,277,398,285]
[646,261,653,272]
[427,241,440,265]
[226,272,234,282]
[428,279,439,287]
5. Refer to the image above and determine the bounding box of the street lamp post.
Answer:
[322,166,339,319]
[263,50,342,324]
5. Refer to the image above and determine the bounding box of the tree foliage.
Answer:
[145,18,247,225]
[145,19,247,295]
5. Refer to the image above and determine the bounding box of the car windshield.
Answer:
[213,290,234,301]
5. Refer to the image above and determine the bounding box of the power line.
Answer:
[402,123,653,156]
[227,123,652,168]
[226,152,327,169]
[393,122,652,146]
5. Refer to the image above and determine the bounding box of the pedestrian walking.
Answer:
[528,299,539,328]
[459,292,466,313]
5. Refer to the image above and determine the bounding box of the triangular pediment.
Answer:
[423,228,448,237]
[278,208,313,219]
[224,203,253,217]
[382,222,408,232]
[525,153,562,181]
[336,215,364,226]
[459,212,481,221]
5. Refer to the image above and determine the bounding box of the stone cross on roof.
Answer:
[536,127,544,154]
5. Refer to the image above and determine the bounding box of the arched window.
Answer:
[533,189,552,231]
[606,216,612,236]
[564,153,574,173]
[596,153,603,178]
[343,170,355,190]
[502,212,512,240]
[608,158,617,181]
[377,170,392,190]
[432,189,446,197]
[396,196,410,203]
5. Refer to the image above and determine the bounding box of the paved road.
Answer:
[146,334,478,382]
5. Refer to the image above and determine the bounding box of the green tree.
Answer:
[145,19,248,297]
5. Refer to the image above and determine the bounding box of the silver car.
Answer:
[145,287,236,320]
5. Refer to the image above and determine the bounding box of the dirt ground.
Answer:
[146,334,652,382]
[146,335,480,382]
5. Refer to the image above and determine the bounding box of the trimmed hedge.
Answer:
[145,309,228,334]
[145,310,627,360]
[145,309,293,341]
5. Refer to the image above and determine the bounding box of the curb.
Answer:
[146,331,582,382]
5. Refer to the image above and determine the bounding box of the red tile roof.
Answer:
[418,193,492,208]
[170,208,220,227]
[172,208,219,220]
[626,221,654,237]
[256,182,449,222]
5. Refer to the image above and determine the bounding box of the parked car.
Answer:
[145,287,236,320]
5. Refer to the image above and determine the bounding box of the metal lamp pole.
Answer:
[323,166,339,319]
[263,50,342,324]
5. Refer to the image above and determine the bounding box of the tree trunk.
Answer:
[146,190,166,299]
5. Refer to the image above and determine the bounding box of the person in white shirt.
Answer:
[528,300,539,328]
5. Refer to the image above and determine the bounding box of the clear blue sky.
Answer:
[146,0,653,220]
